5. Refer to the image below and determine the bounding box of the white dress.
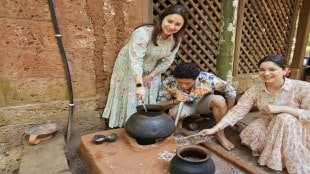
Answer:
[103,26,180,128]
[219,78,310,173]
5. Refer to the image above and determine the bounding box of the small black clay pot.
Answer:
[124,104,175,143]
[170,145,215,174]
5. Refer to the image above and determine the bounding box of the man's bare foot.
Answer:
[215,134,235,151]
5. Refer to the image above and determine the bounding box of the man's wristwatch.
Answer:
[136,83,143,88]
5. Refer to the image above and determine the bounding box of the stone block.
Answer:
[0,91,5,108]
[0,97,104,152]
[0,124,25,149]
[0,0,50,20]
[0,19,48,50]
[0,49,64,79]
[52,0,88,25]
[0,112,10,127]
[4,77,68,105]
[56,24,95,50]
[0,146,22,173]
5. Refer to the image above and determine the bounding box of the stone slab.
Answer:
[19,133,71,174]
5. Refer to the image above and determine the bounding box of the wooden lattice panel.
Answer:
[153,0,222,77]
[234,0,300,75]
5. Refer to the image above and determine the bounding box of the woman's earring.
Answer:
[284,67,291,78]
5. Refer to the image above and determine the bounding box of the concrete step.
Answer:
[19,133,71,174]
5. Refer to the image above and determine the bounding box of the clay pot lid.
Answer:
[25,123,58,145]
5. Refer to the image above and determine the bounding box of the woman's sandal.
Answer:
[24,123,58,145]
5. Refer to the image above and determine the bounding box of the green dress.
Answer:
[102,26,180,128]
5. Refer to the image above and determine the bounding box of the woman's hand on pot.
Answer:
[135,86,146,100]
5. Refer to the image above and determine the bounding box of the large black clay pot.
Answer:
[170,145,215,174]
[124,104,175,143]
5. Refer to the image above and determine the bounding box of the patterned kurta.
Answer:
[157,72,236,104]
[218,78,310,173]
[103,26,180,128]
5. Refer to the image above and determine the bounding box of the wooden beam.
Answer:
[291,0,310,79]
[233,0,246,76]
[285,0,302,62]
[141,0,153,23]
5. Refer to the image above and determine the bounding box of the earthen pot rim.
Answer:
[136,104,165,115]
[176,145,211,163]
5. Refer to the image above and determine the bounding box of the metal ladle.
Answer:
[142,100,148,112]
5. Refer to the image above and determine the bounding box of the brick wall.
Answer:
[0,0,148,152]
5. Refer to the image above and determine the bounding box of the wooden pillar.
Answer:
[290,0,310,79]
[233,0,245,76]
[141,0,153,23]
[216,0,238,83]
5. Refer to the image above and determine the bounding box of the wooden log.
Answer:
[200,142,260,174]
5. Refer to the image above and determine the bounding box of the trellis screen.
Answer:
[153,0,300,76]
[234,0,300,75]
[153,0,222,77]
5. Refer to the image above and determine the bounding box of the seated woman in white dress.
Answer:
[199,54,310,174]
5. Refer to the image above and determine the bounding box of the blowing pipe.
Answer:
[174,102,184,126]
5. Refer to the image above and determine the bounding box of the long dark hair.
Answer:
[258,54,287,69]
[136,4,188,51]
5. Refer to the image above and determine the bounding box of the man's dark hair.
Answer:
[172,62,200,79]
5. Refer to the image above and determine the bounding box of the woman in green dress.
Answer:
[103,5,188,128]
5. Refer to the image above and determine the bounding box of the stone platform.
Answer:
[80,128,247,174]
[80,128,177,174]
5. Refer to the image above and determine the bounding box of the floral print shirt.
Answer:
[157,72,236,105]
